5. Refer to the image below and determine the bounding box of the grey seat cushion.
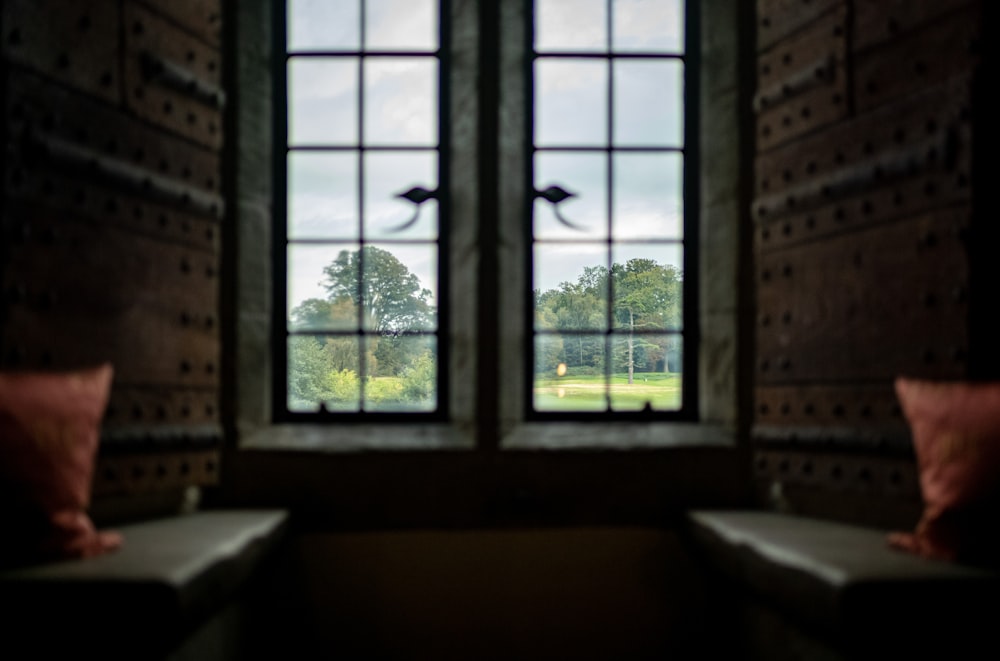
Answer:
[0,509,289,655]
[686,510,1000,650]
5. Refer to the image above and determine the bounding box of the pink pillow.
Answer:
[888,377,1000,565]
[0,364,122,566]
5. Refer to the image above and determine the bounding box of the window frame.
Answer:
[229,0,748,453]
[275,0,452,423]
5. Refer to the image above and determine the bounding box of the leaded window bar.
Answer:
[530,0,694,416]
[279,0,445,418]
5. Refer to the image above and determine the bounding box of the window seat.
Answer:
[685,510,1000,659]
[0,509,289,660]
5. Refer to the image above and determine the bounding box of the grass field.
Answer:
[534,372,682,411]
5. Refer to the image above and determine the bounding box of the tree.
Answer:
[611,258,681,384]
[533,258,682,383]
[322,246,434,334]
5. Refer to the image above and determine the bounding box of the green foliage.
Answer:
[322,246,434,334]
[533,257,682,380]
[401,350,436,401]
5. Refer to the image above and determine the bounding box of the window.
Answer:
[279,0,444,419]
[529,0,694,418]
[233,0,745,450]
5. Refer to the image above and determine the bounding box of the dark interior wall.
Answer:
[0,0,225,519]
[750,0,989,527]
[266,528,709,661]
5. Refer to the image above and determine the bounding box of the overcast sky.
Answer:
[285,0,684,316]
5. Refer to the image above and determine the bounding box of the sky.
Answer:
[284,0,685,316]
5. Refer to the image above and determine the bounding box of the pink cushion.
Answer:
[889,377,1000,565]
[0,364,122,566]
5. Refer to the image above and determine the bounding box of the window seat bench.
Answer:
[0,509,289,660]
[685,510,1000,660]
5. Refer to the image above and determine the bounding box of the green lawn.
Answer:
[534,373,682,411]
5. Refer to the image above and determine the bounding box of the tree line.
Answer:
[286,247,683,409]
[535,257,682,384]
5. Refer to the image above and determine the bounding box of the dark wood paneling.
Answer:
[1,0,225,492]
[756,0,843,51]
[757,208,970,383]
[124,2,224,149]
[1,0,121,102]
[854,0,978,51]
[1,206,219,387]
[756,6,847,151]
[132,0,222,47]
[754,75,972,228]
[854,3,981,112]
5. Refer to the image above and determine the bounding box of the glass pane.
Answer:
[535,59,608,147]
[613,59,683,147]
[360,244,438,332]
[609,334,682,411]
[288,152,358,239]
[364,58,438,146]
[365,0,438,51]
[613,0,684,53]
[288,244,360,331]
[534,334,608,412]
[535,0,607,52]
[288,58,358,146]
[288,0,360,51]
[612,152,683,240]
[534,152,607,240]
[363,335,437,411]
[534,244,609,332]
[364,151,438,240]
[288,335,362,412]
[611,243,683,332]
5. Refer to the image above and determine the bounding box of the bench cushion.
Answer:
[0,509,288,657]
[687,510,1000,651]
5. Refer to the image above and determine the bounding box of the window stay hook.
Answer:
[534,185,586,231]
[390,185,439,233]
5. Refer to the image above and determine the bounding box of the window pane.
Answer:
[534,152,607,240]
[535,59,608,147]
[612,152,683,240]
[288,58,358,146]
[288,0,360,51]
[609,333,682,411]
[364,151,438,240]
[359,244,438,332]
[288,244,360,331]
[611,243,683,332]
[613,59,683,147]
[363,335,437,412]
[535,0,607,52]
[288,335,362,413]
[365,0,438,51]
[534,334,608,412]
[288,152,358,240]
[364,58,438,146]
[612,0,684,53]
[534,244,609,332]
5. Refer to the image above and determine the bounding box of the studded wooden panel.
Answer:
[0,0,225,495]
[2,0,121,102]
[756,5,848,151]
[854,3,981,113]
[853,0,978,51]
[757,0,843,51]
[751,0,983,469]
[752,448,923,529]
[124,2,224,149]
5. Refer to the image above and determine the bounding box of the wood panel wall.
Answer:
[0,0,224,512]
[751,0,988,527]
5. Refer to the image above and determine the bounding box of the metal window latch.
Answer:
[391,185,438,232]
[534,185,585,230]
